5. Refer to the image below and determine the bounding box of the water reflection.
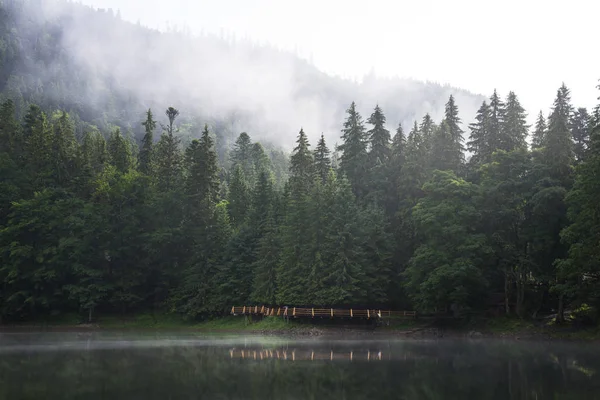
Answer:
[0,333,599,399]
[229,348,385,361]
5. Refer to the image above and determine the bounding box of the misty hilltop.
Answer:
[0,0,484,150]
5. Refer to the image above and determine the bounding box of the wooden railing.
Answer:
[229,348,386,361]
[230,306,416,319]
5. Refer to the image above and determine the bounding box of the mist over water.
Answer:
[1,332,599,399]
[23,1,485,148]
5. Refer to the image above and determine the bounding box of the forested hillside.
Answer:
[1,79,599,323]
[0,0,484,155]
[0,0,599,325]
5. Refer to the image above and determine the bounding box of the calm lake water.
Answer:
[1,332,599,399]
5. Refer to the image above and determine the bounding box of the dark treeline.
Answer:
[1,81,599,324]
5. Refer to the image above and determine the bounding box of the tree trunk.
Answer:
[515,273,525,318]
[504,273,511,315]
[88,306,93,323]
[557,294,565,324]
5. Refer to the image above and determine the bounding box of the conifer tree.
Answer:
[50,111,79,187]
[107,128,132,174]
[277,129,314,305]
[488,89,505,151]
[176,125,224,317]
[367,104,391,165]
[249,170,275,236]
[571,107,591,164]
[139,108,156,175]
[419,113,436,167]
[542,83,574,185]
[467,101,492,166]
[251,142,272,175]
[444,95,465,156]
[401,121,427,205]
[366,104,391,203]
[0,100,19,154]
[531,111,547,150]
[288,128,314,196]
[338,102,368,198]
[385,122,406,214]
[230,132,255,181]
[502,91,528,151]
[251,211,280,305]
[227,165,250,228]
[155,108,182,192]
[313,133,331,183]
[318,174,364,305]
[22,104,52,189]
[82,128,108,177]
[431,96,464,173]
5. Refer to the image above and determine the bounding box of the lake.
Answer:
[0,332,599,399]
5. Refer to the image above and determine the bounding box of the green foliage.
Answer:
[0,17,597,331]
[338,102,368,198]
[404,170,490,314]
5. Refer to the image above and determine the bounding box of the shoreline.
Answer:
[1,317,598,341]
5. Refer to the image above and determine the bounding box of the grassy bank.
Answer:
[3,313,600,340]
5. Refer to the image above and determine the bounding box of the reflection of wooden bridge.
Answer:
[230,306,416,319]
[229,348,386,361]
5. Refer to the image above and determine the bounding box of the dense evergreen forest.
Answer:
[1,80,599,323]
[0,1,599,325]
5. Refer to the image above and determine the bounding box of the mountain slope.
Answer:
[0,0,484,150]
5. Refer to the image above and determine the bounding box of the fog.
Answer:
[29,0,486,149]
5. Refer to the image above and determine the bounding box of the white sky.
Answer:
[79,0,599,117]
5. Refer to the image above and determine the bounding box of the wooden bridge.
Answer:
[230,306,416,319]
[229,348,387,361]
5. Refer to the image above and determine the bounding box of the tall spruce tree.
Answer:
[288,128,313,195]
[227,165,251,228]
[419,113,436,168]
[531,111,547,150]
[488,89,505,151]
[176,124,223,317]
[338,102,368,198]
[230,132,255,181]
[366,104,391,203]
[155,107,182,192]
[107,128,132,174]
[385,122,406,214]
[0,100,19,154]
[314,133,331,183]
[277,129,314,305]
[50,111,79,188]
[430,96,464,173]
[367,104,391,165]
[502,91,528,151]
[139,108,156,175]
[467,101,492,166]
[542,83,574,185]
[571,107,591,164]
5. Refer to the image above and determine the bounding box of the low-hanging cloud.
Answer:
[34,1,485,150]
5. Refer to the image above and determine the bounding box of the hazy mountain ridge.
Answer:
[0,0,484,150]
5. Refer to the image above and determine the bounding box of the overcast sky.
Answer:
[79,0,599,117]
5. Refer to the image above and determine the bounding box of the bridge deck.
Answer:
[230,306,416,319]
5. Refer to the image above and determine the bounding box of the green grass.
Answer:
[193,316,296,332]
[482,316,536,334]
[87,314,297,332]
[378,318,424,331]
[96,312,193,329]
